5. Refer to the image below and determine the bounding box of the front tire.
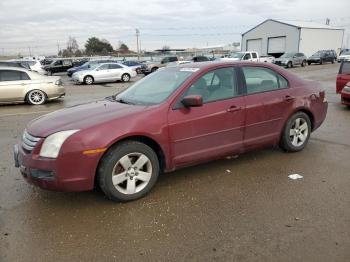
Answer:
[26,89,47,105]
[287,61,292,68]
[280,112,311,152]
[84,76,94,85]
[98,141,160,202]
[301,60,306,67]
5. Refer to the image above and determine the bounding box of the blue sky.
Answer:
[0,0,349,55]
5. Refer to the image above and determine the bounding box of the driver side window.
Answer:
[184,67,238,103]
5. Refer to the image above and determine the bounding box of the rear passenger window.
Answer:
[242,67,288,94]
[252,53,257,59]
[109,64,122,69]
[0,70,30,81]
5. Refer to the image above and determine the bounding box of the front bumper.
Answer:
[14,142,100,192]
[274,61,288,66]
[341,90,350,106]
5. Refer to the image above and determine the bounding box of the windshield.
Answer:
[230,52,244,59]
[115,68,195,105]
[341,51,350,55]
[280,53,295,58]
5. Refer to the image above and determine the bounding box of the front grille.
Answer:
[22,130,41,152]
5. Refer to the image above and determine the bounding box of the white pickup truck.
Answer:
[220,51,260,62]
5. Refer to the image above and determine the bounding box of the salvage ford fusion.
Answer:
[14,62,328,201]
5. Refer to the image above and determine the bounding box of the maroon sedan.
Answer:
[336,61,350,106]
[14,62,328,201]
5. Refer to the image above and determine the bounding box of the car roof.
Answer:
[0,66,29,72]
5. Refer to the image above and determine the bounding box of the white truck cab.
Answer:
[220,51,259,62]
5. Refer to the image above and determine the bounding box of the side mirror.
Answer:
[181,95,203,107]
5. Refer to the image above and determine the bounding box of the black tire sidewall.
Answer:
[121,74,130,82]
[98,141,160,202]
[281,112,311,152]
[84,76,93,85]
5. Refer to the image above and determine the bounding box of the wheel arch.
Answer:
[25,89,48,103]
[84,75,94,82]
[282,107,315,135]
[94,135,167,186]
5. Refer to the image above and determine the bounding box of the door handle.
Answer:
[227,106,242,112]
[284,95,295,102]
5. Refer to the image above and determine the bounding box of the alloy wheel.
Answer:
[85,76,93,85]
[122,74,130,82]
[28,90,46,105]
[289,118,309,147]
[111,153,152,195]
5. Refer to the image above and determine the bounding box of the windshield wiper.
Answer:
[115,98,134,105]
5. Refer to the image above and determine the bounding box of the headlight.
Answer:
[343,86,350,92]
[39,130,79,158]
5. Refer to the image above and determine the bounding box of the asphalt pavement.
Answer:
[0,64,349,262]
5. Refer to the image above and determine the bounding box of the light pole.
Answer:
[136,29,140,61]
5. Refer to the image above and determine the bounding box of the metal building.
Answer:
[241,19,344,57]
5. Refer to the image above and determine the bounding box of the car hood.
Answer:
[339,55,350,58]
[27,99,148,137]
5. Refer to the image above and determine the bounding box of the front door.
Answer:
[94,64,111,82]
[168,67,245,167]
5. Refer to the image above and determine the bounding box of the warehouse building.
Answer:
[241,19,344,57]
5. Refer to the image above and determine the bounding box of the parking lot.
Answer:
[0,64,349,261]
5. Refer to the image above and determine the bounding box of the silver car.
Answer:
[72,63,137,85]
[274,52,307,68]
[0,66,65,105]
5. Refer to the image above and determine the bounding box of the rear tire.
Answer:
[98,141,160,202]
[151,67,158,73]
[320,59,323,65]
[331,59,335,64]
[308,61,311,65]
[280,112,311,152]
[121,73,130,82]
[26,89,47,105]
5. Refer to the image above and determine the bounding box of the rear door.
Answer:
[240,66,293,150]
[0,70,30,102]
[108,64,123,80]
[168,66,245,167]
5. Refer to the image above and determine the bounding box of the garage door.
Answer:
[246,39,262,54]
[268,37,286,53]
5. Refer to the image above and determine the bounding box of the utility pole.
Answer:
[136,28,140,61]
[28,46,32,56]
[57,42,60,56]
